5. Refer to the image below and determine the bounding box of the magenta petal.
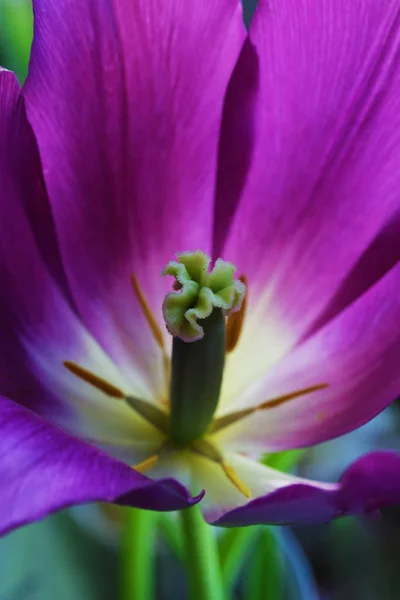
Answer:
[0,69,68,295]
[0,69,75,415]
[213,452,400,527]
[219,261,400,452]
[0,395,200,537]
[25,0,245,377]
[217,0,400,341]
[0,68,65,315]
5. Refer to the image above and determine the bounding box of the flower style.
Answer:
[1,0,400,536]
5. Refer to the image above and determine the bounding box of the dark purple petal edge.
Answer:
[0,396,202,537]
[212,452,400,527]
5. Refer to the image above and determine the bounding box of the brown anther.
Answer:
[64,361,125,398]
[257,383,329,410]
[210,383,329,434]
[131,274,165,350]
[190,439,251,499]
[133,454,159,473]
[226,275,247,353]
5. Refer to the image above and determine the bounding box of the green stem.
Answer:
[120,508,155,600]
[180,505,225,600]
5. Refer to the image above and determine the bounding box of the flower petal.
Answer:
[0,68,70,415]
[190,452,319,523]
[0,69,69,298]
[25,0,245,388]
[215,0,400,388]
[0,395,199,537]
[213,452,400,526]
[215,261,400,452]
[0,70,162,451]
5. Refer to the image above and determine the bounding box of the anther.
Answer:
[131,274,165,350]
[133,454,159,473]
[210,384,329,434]
[190,439,251,499]
[257,383,329,409]
[226,275,247,352]
[63,361,125,398]
[222,463,252,499]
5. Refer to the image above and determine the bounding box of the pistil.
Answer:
[162,251,246,446]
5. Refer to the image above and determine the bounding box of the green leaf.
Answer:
[0,1,33,82]
[157,513,184,560]
[243,528,284,600]
[263,449,305,473]
[218,526,259,590]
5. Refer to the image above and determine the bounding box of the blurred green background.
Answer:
[1,1,400,598]
[0,0,32,81]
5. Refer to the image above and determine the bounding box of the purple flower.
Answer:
[1,0,400,536]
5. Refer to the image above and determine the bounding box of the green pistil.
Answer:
[162,251,246,446]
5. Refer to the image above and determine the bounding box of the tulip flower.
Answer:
[1,0,400,544]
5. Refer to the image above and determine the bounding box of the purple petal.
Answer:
[0,69,69,297]
[213,452,400,526]
[0,70,164,447]
[0,69,74,416]
[217,261,400,451]
[215,0,400,343]
[24,0,245,379]
[0,394,200,537]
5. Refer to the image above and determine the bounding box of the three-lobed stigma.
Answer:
[162,250,246,342]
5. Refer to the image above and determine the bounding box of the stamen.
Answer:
[125,396,170,433]
[226,275,247,352]
[63,361,125,398]
[222,463,252,499]
[133,454,159,473]
[257,383,329,409]
[190,439,251,499]
[190,438,224,463]
[210,383,329,434]
[131,274,165,350]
